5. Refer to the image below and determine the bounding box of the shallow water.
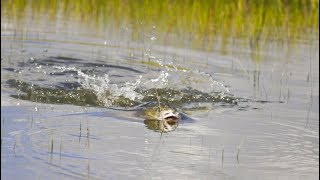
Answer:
[1,3,319,180]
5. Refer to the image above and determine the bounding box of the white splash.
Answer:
[53,66,143,106]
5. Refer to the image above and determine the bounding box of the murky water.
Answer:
[1,3,319,180]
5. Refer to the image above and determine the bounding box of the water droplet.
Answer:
[35,107,38,112]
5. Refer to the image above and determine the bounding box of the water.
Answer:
[1,3,319,180]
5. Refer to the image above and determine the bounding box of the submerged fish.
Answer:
[129,103,182,132]
[142,104,181,133]
[143,105,181,122]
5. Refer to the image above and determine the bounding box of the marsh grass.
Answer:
[155,88,165,137]
[50,138,53,160]
[31,115,34,129]
[59,136,62,165]
[48,129,54,163]
[305,40,314,128]
[13,135,17,157]
[236,136,245,164]
[2,0,318,59]
[79,121,82,143]
[86,119,90,148]
[221,145,224,169]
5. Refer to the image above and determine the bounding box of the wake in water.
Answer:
[6,53,239,111]
[52,57,236,107]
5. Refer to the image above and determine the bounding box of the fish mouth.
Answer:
[161,110,181,122]
[163,115,180,124]
[143,107,181,132]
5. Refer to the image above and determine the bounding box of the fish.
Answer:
[142,103,181,132]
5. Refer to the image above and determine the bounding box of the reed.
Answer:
[48,129,54,163]
[79,121,82,143]
[236,136,245,164]
[155,88,165,137]
[13,136,17,157]
[221,145,224,169]
[59,136,62,164]
[86,119,90,148]
[305,40,314,128]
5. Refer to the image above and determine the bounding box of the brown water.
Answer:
[1,4,319,180]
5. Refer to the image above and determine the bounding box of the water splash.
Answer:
[51,55,234,108]
[6,54,236,109]
[54,66,144,106]
[141,56,230,95]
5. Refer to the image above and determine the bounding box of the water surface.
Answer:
[1,1,319,179]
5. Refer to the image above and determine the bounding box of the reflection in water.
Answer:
[144,119,179,133]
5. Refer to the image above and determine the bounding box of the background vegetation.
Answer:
[2,0,319,55]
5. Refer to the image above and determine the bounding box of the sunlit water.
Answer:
[1,6,319,180]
